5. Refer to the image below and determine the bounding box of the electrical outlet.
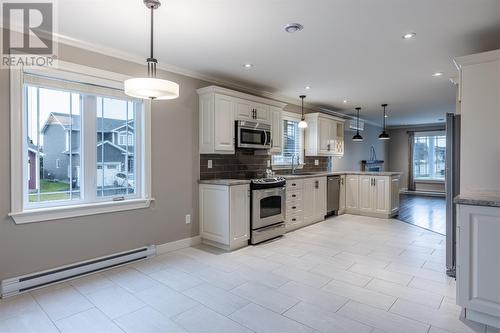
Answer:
[267,160,271,168]
[314,159,319,166]
[207,160,212,169]
[185,214,191,224]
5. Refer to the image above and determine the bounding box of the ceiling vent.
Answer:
[348,119,364,132]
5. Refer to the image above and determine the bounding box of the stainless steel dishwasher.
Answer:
[327,176,340,215]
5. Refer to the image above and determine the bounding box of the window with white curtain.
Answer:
[272,114,304,168]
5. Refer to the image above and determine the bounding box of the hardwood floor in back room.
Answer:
[397,194,446,235]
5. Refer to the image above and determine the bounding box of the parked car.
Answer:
[113,173,135,188]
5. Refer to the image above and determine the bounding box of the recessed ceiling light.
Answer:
[432,72,443,77]
[343,99,348,104]
[243,63,254,69]
[384,114,388,118]
[284,23,303,33]
[402,32,416,39]
[304,85,311,90]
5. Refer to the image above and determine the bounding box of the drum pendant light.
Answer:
[352,107,363,142]
[378,103,390,140]
[298,95,308,128]
[124,0,179,100]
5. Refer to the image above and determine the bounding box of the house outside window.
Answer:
[413,131,446,181]
[272,113,304,168]
[10,62,152,224]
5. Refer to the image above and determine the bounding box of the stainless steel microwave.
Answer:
[236,120,272,149]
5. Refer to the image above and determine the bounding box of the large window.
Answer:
[272,115,304,168]
[10,62,151,223]
[413,132,446,181]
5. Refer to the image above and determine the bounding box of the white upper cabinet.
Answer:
[305,113,345,157]
[197,86,286,154]
[269,106,283,154]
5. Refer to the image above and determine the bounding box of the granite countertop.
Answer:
[199,171,402,186]
[454,191,500,208]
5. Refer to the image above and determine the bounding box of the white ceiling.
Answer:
[57,0,500,125]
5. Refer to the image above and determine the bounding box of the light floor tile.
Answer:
[334,252,390,269]
[386,262,451,283]
[348,263,413,285]
[310,262,372,287]
[173,305,252,333]
[231,282,299,314]
[32,286,93,321]
[183,283,249,316]
[69,273,115,295]
[105,268,159,293]
[271,266,331,288]
[193,267,248,291]
[155,253,211,273]
[408,276,457,299]
[278,281,348,312]
[134,284,199,318]
[322,279,396,310]
[0,293,41,321]
[366,278,443,308]
[234,266,290,289]
[86,286,145,319]
[337,301,430,333]
[267,253,317,271]
[390,298,485,333]
[284,301,372,333]
[55,308,123,333]
[149,268,203,291]
[0,309,59,333]
[229,303,313,333]
[115,306,187,333]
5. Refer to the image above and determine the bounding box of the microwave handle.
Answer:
[264,130,269,146]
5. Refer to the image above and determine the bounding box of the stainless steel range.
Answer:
[250,177,286,244]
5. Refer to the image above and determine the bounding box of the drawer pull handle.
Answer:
[292,183,296,186]
[292,194,296,197]
[292,218,296,221]
[292,206,296,209]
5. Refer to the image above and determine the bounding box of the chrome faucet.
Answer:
[291,154,300,174]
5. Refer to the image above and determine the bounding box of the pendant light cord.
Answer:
[382,104,386,131]
[300,95,306,120]
[356,108,360,135]
[147,4,157,77]
[150,6,154,60]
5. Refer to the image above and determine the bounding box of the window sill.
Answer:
[9,198,154,224]
[414,179,445,184]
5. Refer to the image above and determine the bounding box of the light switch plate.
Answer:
[185,214,191,224]
[207,160,212,169]
[267,160,271,167]
[314,159,319,166]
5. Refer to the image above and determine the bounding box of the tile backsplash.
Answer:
[200,150,330,180]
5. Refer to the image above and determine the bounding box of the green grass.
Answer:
[29,180,75,202]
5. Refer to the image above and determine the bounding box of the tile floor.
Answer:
[1,214,497,333]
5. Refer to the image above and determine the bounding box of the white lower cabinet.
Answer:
[457,204,500,328]
[199,184,250,250]
[286,177,326,231]
[339,175,346,214]
[345,174,400,218]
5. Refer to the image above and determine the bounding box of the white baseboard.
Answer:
[156,235,201,255]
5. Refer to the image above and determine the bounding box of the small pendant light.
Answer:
[298,95,308,128]
[378,103,390,140]
[352,107,363,142]
[124,0,179,100]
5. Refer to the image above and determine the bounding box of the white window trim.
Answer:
[9,61,153,224]
[272,111,305,170]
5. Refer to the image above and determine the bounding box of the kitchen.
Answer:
[197,85,401,249]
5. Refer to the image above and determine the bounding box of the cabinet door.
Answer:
[345,175,359,209]
[235,98,253,120]
[214,94,235,152]
[314,177,327,221]
[457,205,500,317]
[302,178,316,224]
[373,176,390,213]
[339,175,346,211]
[254,103,270,122]
[359,176,373,212]
[334,122,345,156]
[199,185,229,245]
[199,94,214,153]
[318,118,331,154]
[269,106,282,154]
[230,185,250,244]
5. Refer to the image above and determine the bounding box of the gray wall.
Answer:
[0,43,209,280]
[333,122,389,172]
[388,125,445,191]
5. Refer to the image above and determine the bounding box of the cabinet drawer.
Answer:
[286,212,304,225]
[286,179,303,190]
[286,200,303,216]
[286,190,302,201]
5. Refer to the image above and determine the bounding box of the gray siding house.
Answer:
[41,112,134,187]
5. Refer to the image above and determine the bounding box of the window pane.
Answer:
[272,119,303,166]
[96,97,136,197]
[26,86,81,203]
[413,133,446,181]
